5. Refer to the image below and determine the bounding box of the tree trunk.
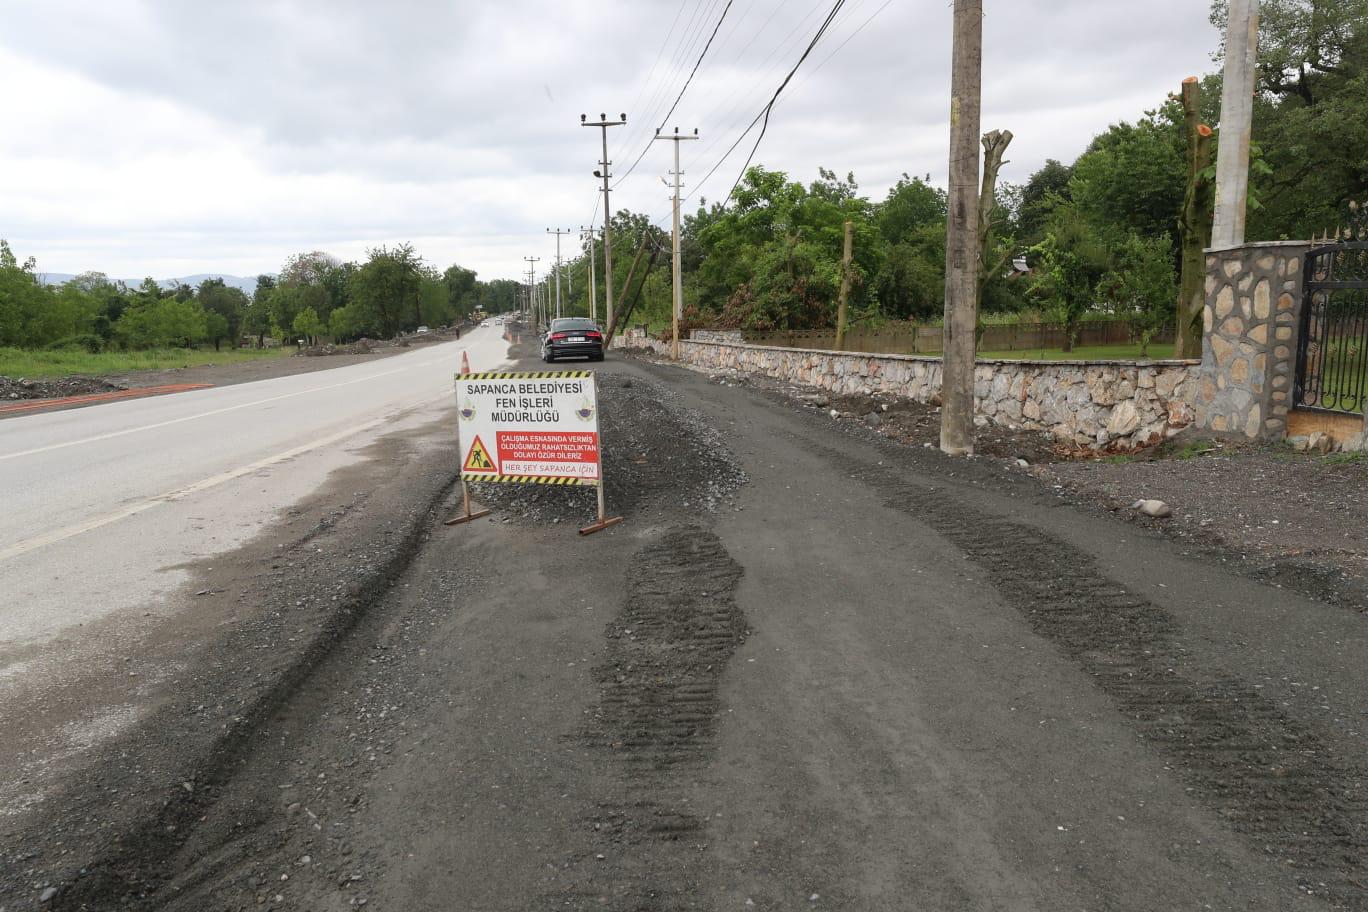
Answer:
[1177,77,1214,360]
[976,128,1014,345]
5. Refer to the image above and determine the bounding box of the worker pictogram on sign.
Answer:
[462,435,497,473]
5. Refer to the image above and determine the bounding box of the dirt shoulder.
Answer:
[623,348,1368,612]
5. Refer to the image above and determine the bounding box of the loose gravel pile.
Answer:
[0,375,126,400]
[468,373,747,525]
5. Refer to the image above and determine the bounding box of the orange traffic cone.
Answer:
[461,351,472,376]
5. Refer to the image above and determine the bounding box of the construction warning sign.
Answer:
[454,371,601,484]
[462,435,496,473]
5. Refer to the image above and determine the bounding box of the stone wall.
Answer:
[1198,241,1309,439]
[616,336,1200,451]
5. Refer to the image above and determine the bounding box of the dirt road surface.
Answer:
[2,346,1364,911]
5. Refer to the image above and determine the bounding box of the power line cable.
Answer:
[791,0,893,88]
[680,0,836,173]
[623,0,691,121]
[612,0,734,189]
[689,0,849,208]
[620,0,715,153]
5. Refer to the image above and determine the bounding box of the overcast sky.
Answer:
[0,0,1221,283]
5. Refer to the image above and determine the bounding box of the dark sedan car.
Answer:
[541,318,604,362]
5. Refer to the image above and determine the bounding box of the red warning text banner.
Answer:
[497,431,600,480]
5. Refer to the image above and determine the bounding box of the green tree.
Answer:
[198,278,248,348]
[1068,112,1187,248]
[349,244,423,337]
[1097,233,1178,356]
[204,311,231,351]
[292,307,323,346]
[443,265,478,319]
[1028,207,1113,351]
[1017,159,1073,243]
[876,174,947,245]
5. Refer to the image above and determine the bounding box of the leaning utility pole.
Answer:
[581,226,599,324]
[940,0,983,457]
[655,127,699,359]
[547,228,572,319]
[524,256,540,330]
[1212,0,1260,248]
[581,113,627,333]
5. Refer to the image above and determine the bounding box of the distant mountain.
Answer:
[37,273,263,294]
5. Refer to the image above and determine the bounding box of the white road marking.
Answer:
[0,392,451,562]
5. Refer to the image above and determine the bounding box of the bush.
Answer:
[44,333,104,353]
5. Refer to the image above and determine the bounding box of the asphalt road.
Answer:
[0,326,510,817]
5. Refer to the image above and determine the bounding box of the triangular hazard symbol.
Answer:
[463,435,497,473]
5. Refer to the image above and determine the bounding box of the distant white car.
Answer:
[416,325,430,334]
[481,320,491,327]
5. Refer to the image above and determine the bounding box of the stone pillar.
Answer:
[1197,241,1309,440]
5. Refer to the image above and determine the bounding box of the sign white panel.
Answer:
[455,371,600,484]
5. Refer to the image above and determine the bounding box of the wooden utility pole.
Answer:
[1212,0,1259,248]
[581,114,627,331]
[940,0,983,456]
[655,127,699,359]
[834,220,854,351]
[1178,77,1215,359]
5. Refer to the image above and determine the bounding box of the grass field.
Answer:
[0,347,290,379]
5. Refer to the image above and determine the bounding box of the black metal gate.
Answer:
[1296,238,1368,414]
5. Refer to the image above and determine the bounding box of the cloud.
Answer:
[0,0,1221,280]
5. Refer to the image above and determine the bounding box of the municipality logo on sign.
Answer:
[575,398,594,422]
[460,398,476,421]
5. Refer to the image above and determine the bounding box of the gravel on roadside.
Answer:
[468,372,747,525]
[0,375,125,400]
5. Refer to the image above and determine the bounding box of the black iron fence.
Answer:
[1296,242,1368,414]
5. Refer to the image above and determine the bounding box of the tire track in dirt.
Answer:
[795,435,1368,909]
[539,525,747,911]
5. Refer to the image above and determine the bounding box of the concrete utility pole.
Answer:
[1212,0,1260,248]
[581,226,599,324]
[940,0,983,457]
[547,228,572,319]
[524,256,540,330]
[654,127,699,359]
[581,113,627,333]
